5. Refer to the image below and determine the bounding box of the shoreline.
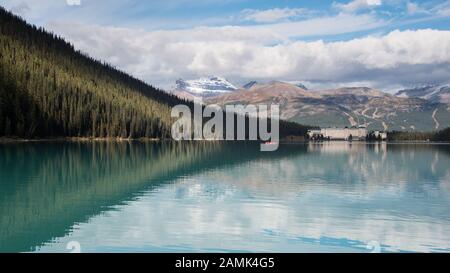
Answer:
[1,137,450,145]
[0,137,161,143]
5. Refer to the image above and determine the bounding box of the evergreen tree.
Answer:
[0,7,310,139]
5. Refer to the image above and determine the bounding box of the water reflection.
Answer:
[1,142,450,252]
[0,141,298,252]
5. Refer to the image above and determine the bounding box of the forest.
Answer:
[0,7,309,139]
[388,128,450,141]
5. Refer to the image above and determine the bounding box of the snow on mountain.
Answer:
[396,85,450,104]
[175,77,237,95]
[206,82,450,131]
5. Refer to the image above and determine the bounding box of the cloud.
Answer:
[9,2,31,16]
[47,13,386,84]
[251,13,384,38]
[4,0,450,92]
[48,17,450,91]
[436,1,450,17]
[334,0,382,13]
[406,2,431,15]
[241,8,310,23]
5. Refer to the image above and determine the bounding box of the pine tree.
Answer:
[0,6,311,140]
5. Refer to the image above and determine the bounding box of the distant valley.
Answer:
[172,77,450,131]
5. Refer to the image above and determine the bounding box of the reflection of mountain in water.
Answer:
[2,142,450,252]
[0,141,302,252]
[186,143,450,252]
[304,143,450,194]
[196,143,450,198]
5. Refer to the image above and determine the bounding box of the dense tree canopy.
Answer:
[0,7,191,138]
[0,7,310,139]
[434,127,450,141]
[387,128,450,141]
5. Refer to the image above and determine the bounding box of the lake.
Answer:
[1,141,450,253]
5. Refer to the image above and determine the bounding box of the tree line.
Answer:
[388,128,450,141]
[0,7,190,138]
[0,7,310,140]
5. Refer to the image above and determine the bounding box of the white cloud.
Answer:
[241,8,310,23]
[334,0,382,13]
[48,18,450,91]
[4,0,450,92]
[47,13,388,86]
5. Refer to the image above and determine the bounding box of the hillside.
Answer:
[396,85,450,104]
[205,83,450,131]
[0,7,187,139]
[0,8,309,139]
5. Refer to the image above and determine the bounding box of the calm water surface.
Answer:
[1,142,450,253]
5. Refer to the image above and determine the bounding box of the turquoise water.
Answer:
[1,142,450,253]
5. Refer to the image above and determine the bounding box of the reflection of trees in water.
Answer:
[209,142,450,198]
[302,143,450,194]
[0,141,303,252]
[0,141,216,252]
[1,142,449,252]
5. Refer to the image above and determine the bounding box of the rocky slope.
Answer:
[396,85,450,104]
[202,82,450,131]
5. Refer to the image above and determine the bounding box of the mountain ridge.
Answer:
[396,85,450,104]
[0,7,191,138]
[0,8,309,139]
[183,81,450,131]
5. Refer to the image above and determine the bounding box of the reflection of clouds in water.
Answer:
[204,143,450,200]
[36,144,450,253]
[37,179,450,253]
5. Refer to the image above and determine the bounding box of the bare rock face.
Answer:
[172,78,450,131]
[206,82,450,131]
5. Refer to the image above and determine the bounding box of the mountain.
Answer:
[207,82,450,131]
[0,8,308,139]
[208,81,313,105]
[396,85,450,104]
[174,77,237,97]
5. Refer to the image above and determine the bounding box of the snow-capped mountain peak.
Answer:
[395,84,450,104]
[175,76,237,95]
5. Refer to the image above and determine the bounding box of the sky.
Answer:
[2,0,450,92]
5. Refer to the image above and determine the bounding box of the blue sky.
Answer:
[2,0,450,91]
[6,0,450,37]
